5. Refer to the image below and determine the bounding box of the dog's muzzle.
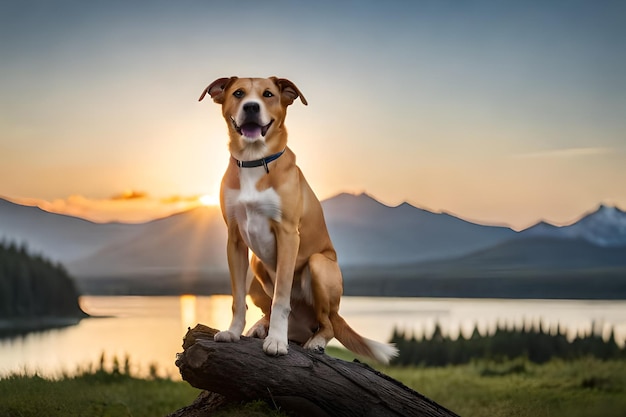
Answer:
[231,117,273,139]
[231,101,274,139]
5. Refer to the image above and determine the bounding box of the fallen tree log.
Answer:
[171,324,460,417]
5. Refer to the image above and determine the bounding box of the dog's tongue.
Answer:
[241,123,262,138]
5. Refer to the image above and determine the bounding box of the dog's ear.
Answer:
[271,77,308,106]
[199,77,238,103]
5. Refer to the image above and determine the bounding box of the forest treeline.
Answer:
[0,241,86,320]
[391,322,626,366]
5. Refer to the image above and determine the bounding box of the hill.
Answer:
[67,206,230,294]
[68,206,228,277]
[344,237,626,299]
[0,241,87,334]
[419,236,626,271]
[2,194,625,298]
[323,193,516,265]
[1,193,517,278]
[0,197,142,262]
[522,204,626,246]
[67,193,518,294]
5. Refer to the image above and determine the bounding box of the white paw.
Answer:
[246,323,268,339]
[303,336,327,354]
[214,330,240,343]
[263,335,288,356]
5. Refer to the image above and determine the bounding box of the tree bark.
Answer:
[171,324,460,417]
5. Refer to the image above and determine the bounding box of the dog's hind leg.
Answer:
[303,253,342,353]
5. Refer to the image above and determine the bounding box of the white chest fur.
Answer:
[224,167,282,268]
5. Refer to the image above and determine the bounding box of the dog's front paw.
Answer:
[263,335,288,356]
[214,330,240,343]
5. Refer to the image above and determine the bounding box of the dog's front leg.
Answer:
[263,225,299,356]
[215,223,249,342]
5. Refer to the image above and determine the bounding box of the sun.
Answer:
[198,194,219,206]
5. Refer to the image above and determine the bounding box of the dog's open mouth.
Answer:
[231,118,274,138]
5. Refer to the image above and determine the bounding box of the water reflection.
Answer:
[179,294,197,335]
[0,295,258,379]
[0,296,624,379]
[179,294,264,335]
[338,298,626,348]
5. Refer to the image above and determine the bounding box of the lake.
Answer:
[1,296,625,379]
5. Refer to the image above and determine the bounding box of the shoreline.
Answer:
[0,316,87,338]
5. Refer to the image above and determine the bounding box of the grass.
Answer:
[381,357,626,417]
[1,356,625,417]
[0,372,200,417]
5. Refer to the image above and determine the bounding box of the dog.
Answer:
[199,76,397,363]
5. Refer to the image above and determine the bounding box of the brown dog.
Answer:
[199,76,397,362]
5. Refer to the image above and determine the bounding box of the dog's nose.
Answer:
[243,102,260,114]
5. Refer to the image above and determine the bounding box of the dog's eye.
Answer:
[263,90,274,98]
[233,89,245,99]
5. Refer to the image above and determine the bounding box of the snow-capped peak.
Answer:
[522,204,626,247]
[573,204,626,246]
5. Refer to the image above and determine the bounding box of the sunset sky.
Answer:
[1,1,625,229]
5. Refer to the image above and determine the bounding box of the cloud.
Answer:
[513,147,614,159]
[12,192,209,224]
[160,195,201,204]
[110,190,149,200]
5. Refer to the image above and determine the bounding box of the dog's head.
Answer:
[199,77,307,158]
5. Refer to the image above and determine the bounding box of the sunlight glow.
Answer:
[199,194,219,206]
[180,294,197,334]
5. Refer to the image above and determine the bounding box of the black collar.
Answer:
[232,148,286,174]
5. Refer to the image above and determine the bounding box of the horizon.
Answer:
[2,2,625,231]
[2,190,623,232]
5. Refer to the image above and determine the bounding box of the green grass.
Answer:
[1,357,625,417]
[381,357,626,417]
[0,372,200,417]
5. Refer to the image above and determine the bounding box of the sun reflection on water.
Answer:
[180,294,197,334]
[179,294,264,335]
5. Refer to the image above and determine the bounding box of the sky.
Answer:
[1,0,625,229]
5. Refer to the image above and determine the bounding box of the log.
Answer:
[172,324,460,417]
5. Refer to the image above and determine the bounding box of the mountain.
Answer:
[344,237,626,299]
[418,236,626,272]
[1,193,517,280]
[69,193,517,277]
[2,194,625,298]
[0,197,142,262]
[68,206,228,278]
[322,193,517,265]
[345,236,626,281]
[522,204,626,247]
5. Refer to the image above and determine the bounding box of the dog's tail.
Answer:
[330,312,398,364]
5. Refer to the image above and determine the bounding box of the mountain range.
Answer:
[1,193,625,297]
[523,204,626,246]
